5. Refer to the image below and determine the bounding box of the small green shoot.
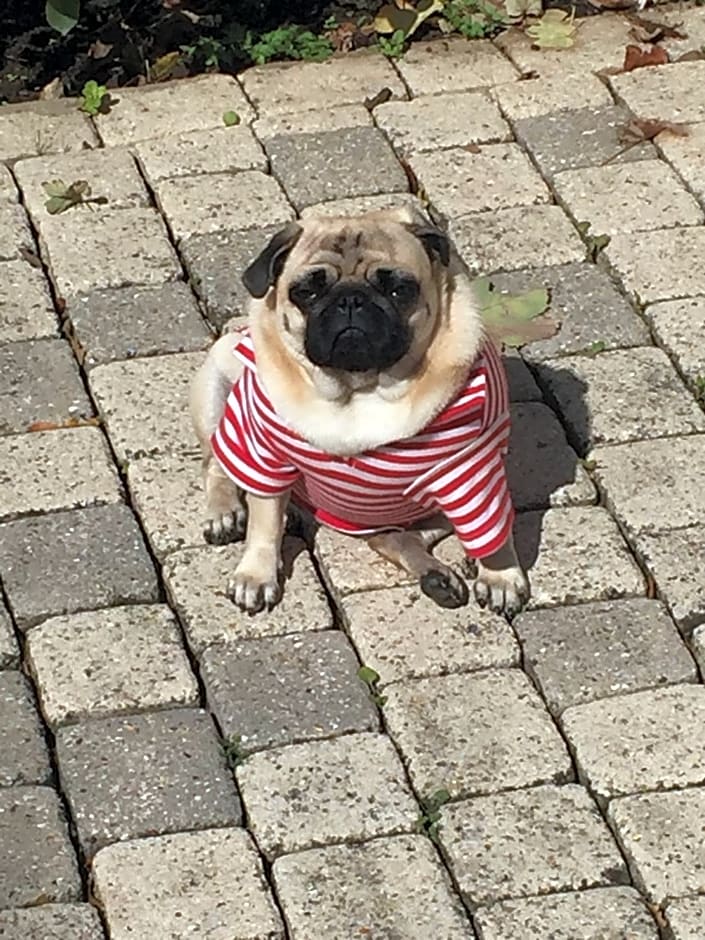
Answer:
[244,26,333,65]
[222,734,245,770]
[358,665,387,707]
[694,375,705,404]
[576,221,611,262]
[223,110,241,127]
[417,788,451,843]
[42,179,107,214]
[79,79,110,116]
[379,29,407,57]
[585,339,607,357]
[441,0,509,39]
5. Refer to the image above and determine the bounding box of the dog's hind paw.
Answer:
[203,509,247,545]
[420,567,469,609]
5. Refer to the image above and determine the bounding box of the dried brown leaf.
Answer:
[622,43,669,71]
[364,87,393,110]
[675,48,705,62]
[621,117,689,143]
[626,13,687,40]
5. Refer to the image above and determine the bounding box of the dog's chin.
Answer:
[305,326,410,375]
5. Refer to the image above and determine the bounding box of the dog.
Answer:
[190,206,529,619]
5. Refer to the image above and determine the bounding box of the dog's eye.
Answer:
[376,269,419,307]
[289,269,328,306]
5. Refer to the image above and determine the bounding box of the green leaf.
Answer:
[475,278,557,348]
[79,80,109,116]
[223,110,241,127]
[358,665,381,686]
[45,0,80,35]
[427,788,451,810]
[374,0,444,38]
[577,220,611,261]
[525,9,576,49]
[42,178,91,214]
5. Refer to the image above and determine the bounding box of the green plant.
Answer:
[417,788,451,842]
[79,80,109,116]
[42,179,108,214]
[222,734,245,770]
[694,375,705,403]
[442,0,508,39]
[180,37,226,69]
[46,0,80,35]
[223,110,241,127]
[358,666,387,707]
[379,29,407,57]
[244,26,333,65]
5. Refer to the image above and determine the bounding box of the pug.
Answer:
[190,206,530,619]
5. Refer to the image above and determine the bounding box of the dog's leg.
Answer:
[202,458,247,545]
[229,491,289,614]
[474,532,530,619]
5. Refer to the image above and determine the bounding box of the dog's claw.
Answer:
[204,510,247,546]
[227,571,282,615]
[420,569,469,609]
[473,566,530,620]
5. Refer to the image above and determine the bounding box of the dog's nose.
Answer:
[335,291,367,321]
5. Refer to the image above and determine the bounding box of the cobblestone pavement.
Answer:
[1,6,705,938]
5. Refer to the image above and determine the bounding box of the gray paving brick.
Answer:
[488,264,650,360]
[0,602,18,669]
[67,282,211,368]
[265,127,408,211]
[237,733,418,859]
[636,527,705,635]
[202,631,377,755]
[610,60,705,125]
[57,708,241,859]
[668,896,705,940]
[0,339,92,435]
[514,598,697,716]
[474,887,658,940]
[507,402,595,511]
[93,828,283,939]
[0,786,80,907]
[0,904,104,940]
[0,504,158,630]
[27,605,198,727]
[514,105,656,178]
[0,672,50,786]
[135,124,266,183]
[341,585,519,686]
[605,227,705,304]
[396,38,518,95]
[384,669,571,800]
[0,202,34,263]
[440,785,628,909]
[181,225,280,330]
[647,296,705,388]
[163,540,332,655]
[563,685,705,804]
[0,258,58,343]
[0,100,98,161]
[301,192,423,220]
[505,352,542,401]
[127,453,204,558]
[534,348,705,453]
[609,788,705,903]
[273,835,471,939]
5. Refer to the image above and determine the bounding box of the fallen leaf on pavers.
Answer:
[27,417,101,432]
[464,142,482,153]
[626,13,687,42]
[504,0,542,22]
[364,87,393,110]
[603,117,689,163]
[622,43,669,71]
[675,48,705,63]
[576,221,611,261]
[149,50,182,82]
[374,0,444,37]
[525,10,577,50]
[474,279,558,348]
[42,179,108,215]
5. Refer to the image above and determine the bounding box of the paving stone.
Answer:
[450,206,584,275]
[0,672,50,786]
[384,669,571,799]
[0,503,159,631]
[240,51,405,114]
[693,626,705,676]
[237,733,418,859]
[202,631,377,754]
[57,708,241,858]
[0,258,58,343]
[155,170,293,241]
[0,603,18,669]
[513,506,644,609]
[0,202,35,262]
[0,427,122,521]
[636,528,705,635]
[514,105,656,178]
[15,148,149,221]
[273,835,471,940]
[609,788,705,903]
[0,100,98,161]
[440,784,628,909]
[94,74,255,146]
[300,192,423,219]
[553,160,703,235]
[507,402,595,511]
[647,296,705,387]
[606,226,705,304]
[254,104,373,140]
[611,61,705,124]
[266,127,408,211]
[127,453,204,558]
[27,604,198,727]
[410,144,550,220]
[181,224,280,329]
[396,38,518,95]
[39,207,181,297]
[658,121,705,208]
[487,263,650,359]
[535,347,705,452]
[514,598,696,716]
[503,351,541,401]
[163,540,332,655]
[314,526,415,601]
[0,164,18,201]
[341,585,519,686]
[135,124,266,182]
[493,73,613,121]
[90,351,204,460]
[67,281,211,368]
[667,896,705,940]
[93,828,283,939]
[0,338,92,435]
[474,886,658,940]
[375,91,511,155]
[0,904,104,940]
[0,786,80,907]
[563,685,705,804]
[592,436,705,540]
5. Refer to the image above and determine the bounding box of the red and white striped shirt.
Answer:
[212,331,514,559]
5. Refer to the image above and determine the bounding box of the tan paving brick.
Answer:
[605,226,705,304]
[658,122,705,208]
[636,527,705,635]
[667,896,705,940]
[647,296,705,386]
[134,125,266,183]
[93,829,283,939]
[0,100,98,162]
[314,526,415,601]
[0,202,34,263]
[237,733,418,859]
[396,38,518,95]
[94,74,254,146]
[611,61,705,124]
[411,144,550,219]
[384,669,571,799]
[0,904,104,940]
[0,603,18,669]
[0,259,58,342]
[301,192,423,219]
[0,164,18,202]
[254,104,372,140]
[127,453,204,558]
[493,73,613,121]
[27,604,198,727]
[693,626,705,677]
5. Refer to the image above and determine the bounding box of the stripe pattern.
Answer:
[211,330,515,559]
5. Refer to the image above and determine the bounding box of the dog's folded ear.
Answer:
[242,222,303,298]
[407,222,450,267]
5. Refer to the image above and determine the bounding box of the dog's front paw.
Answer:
[204,509,247,546]
[474,564,530,620]
[227,561,282,615]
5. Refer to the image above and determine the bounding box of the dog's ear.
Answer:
[242,222,303,298]
[408,222,450,267]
